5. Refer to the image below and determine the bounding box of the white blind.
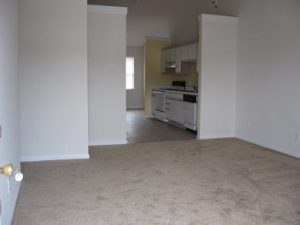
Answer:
[126,57,134,90]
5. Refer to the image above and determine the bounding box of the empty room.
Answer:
[0,0,299,225]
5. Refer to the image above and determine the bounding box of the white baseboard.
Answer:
[198,134,235,140]
[21,153,90,162]
[237,135,300,159]
[89,140,128,146]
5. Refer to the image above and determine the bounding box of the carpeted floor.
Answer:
[14,139,300,225]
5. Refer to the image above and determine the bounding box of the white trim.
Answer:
[199,14,238,24]
[237,135,300,159]
[89,140,128,146]
[198,134,235,140]
[21,154,90,162]
[88,5,127,15]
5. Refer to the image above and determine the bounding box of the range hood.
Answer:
[165,61,176,74]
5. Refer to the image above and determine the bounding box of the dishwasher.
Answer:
[183,94,197,131]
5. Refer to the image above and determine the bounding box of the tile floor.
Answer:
[126,110,196,143]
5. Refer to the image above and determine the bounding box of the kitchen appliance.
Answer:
[165,62,176,74]
[152,90,166,122]
[183,94,197,131]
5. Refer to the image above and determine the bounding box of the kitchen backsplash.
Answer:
[167,72,198,88]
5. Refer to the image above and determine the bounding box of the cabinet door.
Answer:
[165,49,171,62]
[175,47,182,73]
[161,50,166,73]
[187,44,197,60]
[165,48,176,62]
[151,92,156,115]
[165,99,184,124]
[181,45,189,61]
[170,48,176,62]
[165,99,172,120]
[183,102,197,125]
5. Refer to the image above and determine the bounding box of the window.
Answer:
[126,57,134,90]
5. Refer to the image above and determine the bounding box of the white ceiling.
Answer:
[88,0,240,46]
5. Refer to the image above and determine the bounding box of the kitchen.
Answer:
[151,43,199,134]
[125,41,199,143]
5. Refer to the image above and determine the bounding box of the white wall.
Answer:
[236,0,300,158]
[198,14,238,139]
[89,0,240,46]
[0,0,20,224]
[19,0,89,161]
[126,47,144,109]
[88,6,127,146]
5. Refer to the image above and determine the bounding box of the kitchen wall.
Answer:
[198,14,238,139]
[236,0,300,158]
[144,40,172,115]
[19,0,89,161]
[88,5,127,145]
[126,47,144,109]
[169,72,198,88]
[0,0,20,224]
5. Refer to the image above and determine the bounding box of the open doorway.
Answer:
[126,45,197,144]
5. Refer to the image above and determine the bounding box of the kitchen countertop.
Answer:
[153,87,198,96]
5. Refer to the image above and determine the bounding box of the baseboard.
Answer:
[126,106,144,110]
[89,140,128,146]
[198,134,235,140]
[21,153,90,162]
[237,135,300,159]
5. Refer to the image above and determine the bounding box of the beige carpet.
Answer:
[14,139,300,225]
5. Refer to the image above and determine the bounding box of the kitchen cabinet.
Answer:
[187,43,197,61]
[165,99,184,124]
[152,88,198,131]
[165,48,176,62]
[183,101,197,130]
[165,92,184,124]
[161,50,166,73]
[175,47,182,73]
[152,90,167,122]
[162,43,198,74]
[178,43,197,62]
